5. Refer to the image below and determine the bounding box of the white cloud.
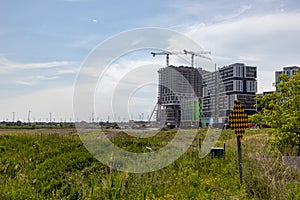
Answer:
[167,1,209,16]
[180,12,300,91]
[67,35,101,49]
[184,12,300,65]
[15,80,33,86]
[0,55,78,74]
[56,68,80,75]
[214,4,252,22]
[15,75,60,86]
[92,57,162,121]
[70,53,164,121]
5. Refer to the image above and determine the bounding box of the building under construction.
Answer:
[156,65,204,128]
[156,63,257,128]
[152,51,256,128]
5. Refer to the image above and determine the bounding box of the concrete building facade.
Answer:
[157,65,203,128]
[275,66,300,85]
[202,63,257,124]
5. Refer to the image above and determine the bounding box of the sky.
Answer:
[1,0,300,122]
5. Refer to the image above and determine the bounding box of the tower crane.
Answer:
[151,51,183,67]
[183,49,211,67]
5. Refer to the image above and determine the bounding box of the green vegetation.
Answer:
[254,71,300,155]
[0,129,299,199]
[0,123,75,129]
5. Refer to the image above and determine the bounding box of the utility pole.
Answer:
[49,112,52,123]
[12,112,15,122]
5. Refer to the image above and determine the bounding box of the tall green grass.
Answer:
[0,129,299,199]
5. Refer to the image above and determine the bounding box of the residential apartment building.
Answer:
[202,63,257,124]
[275,66,300,85]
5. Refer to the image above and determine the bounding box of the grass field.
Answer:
[0,128,299,199]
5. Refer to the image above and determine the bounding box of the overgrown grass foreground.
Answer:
[0,129,299,199]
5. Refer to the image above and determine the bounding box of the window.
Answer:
[234,66,243,77]
[234,80,243,92]
[246,81,257,92]
[203,87,208,97]
[224,80,234,92]
[245,66,257,78]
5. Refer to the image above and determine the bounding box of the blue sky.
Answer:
[1,0,300,122]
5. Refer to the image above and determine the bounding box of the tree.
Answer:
[249,113,263,128]
[256,71,300,155]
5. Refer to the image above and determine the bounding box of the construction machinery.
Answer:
[183,49,211,67]
[151,51,184,67]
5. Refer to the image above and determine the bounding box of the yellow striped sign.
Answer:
[228,100,248,138]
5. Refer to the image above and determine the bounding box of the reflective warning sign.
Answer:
[228,100,248,138]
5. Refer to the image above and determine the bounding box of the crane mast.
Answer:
[151,50,211,68]
[151,51,183,67]
[183,49,211,67]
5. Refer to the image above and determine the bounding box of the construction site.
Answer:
[151,50,257,129]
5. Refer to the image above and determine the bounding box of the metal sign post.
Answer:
[228,100,248,184]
